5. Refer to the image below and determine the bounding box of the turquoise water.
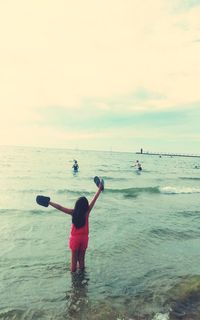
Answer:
[1,146,200,319]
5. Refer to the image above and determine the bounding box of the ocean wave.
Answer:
[100,176,128,181]
[33,186,200,197]
[57,189,93,196]
[0,308,49,320]
[176,210,200,219]
[0,208,14,214]
[149,227,200,240]
[3,185,200,199]
[107,186,160,198]
[0,208,55,216]
[1,188,51,193]
[160,186,200,194]
[180,177,200,181]
[29,209,56,215]
[98,168,131,173]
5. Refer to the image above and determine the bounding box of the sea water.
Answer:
[1,146,200,320]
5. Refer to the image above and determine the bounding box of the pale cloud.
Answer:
[169,0,200,13]
[0,0,200,152]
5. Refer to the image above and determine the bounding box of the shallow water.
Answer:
[1,146,200,319]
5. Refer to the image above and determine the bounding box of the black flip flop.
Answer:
[36,195,50,207]
[94,176,104,191]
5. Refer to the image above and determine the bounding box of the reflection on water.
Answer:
[66,270,90,319]
[64,273,200,320]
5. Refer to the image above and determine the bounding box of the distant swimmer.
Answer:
[132,160,142,171]
[72,160,79,172]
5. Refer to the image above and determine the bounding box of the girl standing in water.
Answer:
[36,177,104,272]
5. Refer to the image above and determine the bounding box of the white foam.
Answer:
[152,312,169,320]
[160,186,200,194]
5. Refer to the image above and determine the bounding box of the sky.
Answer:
[0,0,200,153]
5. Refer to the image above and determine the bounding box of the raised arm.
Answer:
[49,201,73,215]
[89,186,102,212]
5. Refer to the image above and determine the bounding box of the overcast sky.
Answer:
[0,0,200,153]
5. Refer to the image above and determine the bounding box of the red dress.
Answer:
[69,212,89,251]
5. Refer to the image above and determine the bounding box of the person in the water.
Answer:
[72,160,79,172]
[132,160,142,171]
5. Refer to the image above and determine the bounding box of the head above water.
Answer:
[72,196,89,229]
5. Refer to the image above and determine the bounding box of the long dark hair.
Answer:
[72,197,89,229]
